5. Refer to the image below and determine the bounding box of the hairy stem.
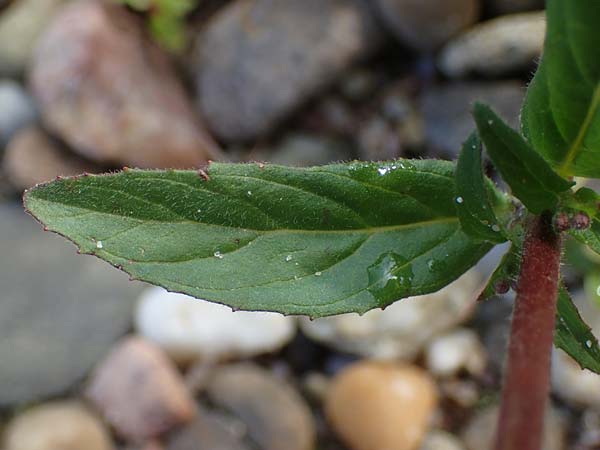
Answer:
[494,214,562,450]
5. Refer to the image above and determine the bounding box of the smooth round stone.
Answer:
[135,287,297,363]
[326,361,438,450]
[206,363,316,450]
[371,0,480,51]
[300,271,480,360]
[425,329,486,377]
[438,12,545,77]
[3,401,113,450]
[0,204,141,407]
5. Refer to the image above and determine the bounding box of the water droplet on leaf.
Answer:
[214,251,224,259]
[455,196,464,204]
[367,252,413,308]
[96,241,103,249]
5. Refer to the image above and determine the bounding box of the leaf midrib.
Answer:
[559,82,600,176]
[29,196,458,235]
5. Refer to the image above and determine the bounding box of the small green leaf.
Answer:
[521,0,600,178]
[24,161,493,318]
[455,132,506,243]
[479,244,521,300]
[473,103,573,214]
[555,287,600,374]
[570,219,600,256]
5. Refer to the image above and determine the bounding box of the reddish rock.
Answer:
[86,336,195,443]
[3,125,97,190]
[30,0,220,169]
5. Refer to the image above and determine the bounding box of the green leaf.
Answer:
[479,244,521,300]
[24,161,493,318]
[455,132,507,243]
[555,287,600,374]
[473,103,573,214]
[570,219,600,256]
[521,0,600,178]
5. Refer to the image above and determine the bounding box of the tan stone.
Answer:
[3,125,96,190]
[326,361,438,450]
[3,400,113,450]
[86,336,195,442]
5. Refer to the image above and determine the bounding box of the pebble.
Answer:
[438,12,545,78]
[420,82,524,158]
[371,0,480,51]
[264,133,352,167]
[425,329,486,377]
[0,0,67,76]
[166,409,251,450]
[420,430,466,450]
[0,204,140,407]
[30,0,219,169]
[326,361,438,450]
[461,405,566,450]
[194,0,381,142]
[300,271,480,360]
[0,80,37,148]
[206,363,316,450]
[3,400,113,450]
[135,287,296,364]
[86,336,196,442]
[3,126,96,190]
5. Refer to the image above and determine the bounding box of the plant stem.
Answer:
[494,213,562,450]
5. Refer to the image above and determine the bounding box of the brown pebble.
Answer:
[86,336,195,442]
[326,361,438,450]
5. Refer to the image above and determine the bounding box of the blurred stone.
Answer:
[0,0,67,76]
[166,410,251,450]
[551,291,600,409]
[135,287,296,365]
[357,117,402,161]
[0,204,140,407]
[420,82,524,158]
[486,0,543,14]
[0,80,36,148]
[194,0,381,142]
[268,133,352,166]
[461,405,565,450]
[3,126,96,190]
[371,0,480,51]
[87,336,196,442]
[425,329,486,377]
[438,12,545,77]
[206,363,316,450]
[3,400,113,450]
[30,0,219,169]
[420,431,466,450]
[326,361,437,450]
[300,271,480,360]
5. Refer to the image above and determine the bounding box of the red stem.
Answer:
[494,214,562,450]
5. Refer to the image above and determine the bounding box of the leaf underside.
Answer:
[25,161,492,318]
[555,287,600,374]
[521,0,600,178]
[474,103,573,214]
[455,132,507,244]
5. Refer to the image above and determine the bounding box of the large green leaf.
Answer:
[455,132,507,243]
[474,103,573,214]
[555,287,600,374]
[521,0,600,178]
[24,161,493,318]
